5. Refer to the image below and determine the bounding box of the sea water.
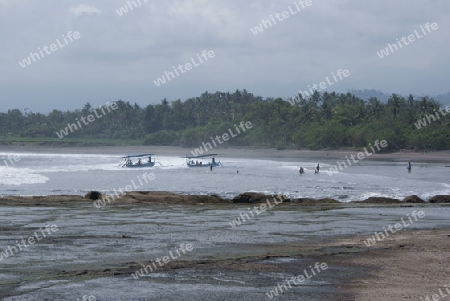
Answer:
[0,150,448,202]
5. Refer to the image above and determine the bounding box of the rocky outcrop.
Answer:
[116,191,227,204]
[403,195,425,203]
[1,192,449,207]
[232,192,285,204]
[429,195,450,203]
[291,198,340,204]
[85,191,102,200]
[0,195,85,206]
[359,197,401,204]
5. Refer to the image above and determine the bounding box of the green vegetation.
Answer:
[1,90,449,150]
[0,136,143,147]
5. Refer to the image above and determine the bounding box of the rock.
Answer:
[291,198,340,204]
[291,198,340,205]
[85,191,102,200]
[291,198,316,204]
[116,191,227,204]
[316,198,340,204]
[359,197,401,204]
[429,195,450,203]
[403,195,425,203]
[232,192,284,204]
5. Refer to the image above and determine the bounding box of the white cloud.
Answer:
[69,4,101,18]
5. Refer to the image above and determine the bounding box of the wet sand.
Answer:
[335,229,450,300]
[1,200,449,300]
[2,145,450,163]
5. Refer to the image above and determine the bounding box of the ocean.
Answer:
[1,149,448,201]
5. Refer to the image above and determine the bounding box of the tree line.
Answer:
[1,89,449,151]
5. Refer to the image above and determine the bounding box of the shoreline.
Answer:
[1,145,450,163]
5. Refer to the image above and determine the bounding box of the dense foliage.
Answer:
[1,90,449,150]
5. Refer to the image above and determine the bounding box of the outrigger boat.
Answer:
[121,154,156,168]
[186,154,222,167]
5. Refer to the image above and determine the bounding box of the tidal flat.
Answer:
[0,201,449,300]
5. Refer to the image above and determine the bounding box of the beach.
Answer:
[2,145,450,162]
[340,228,450,300]
[0,147,449,300]
[0,193,449,300]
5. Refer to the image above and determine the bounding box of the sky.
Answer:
[0,0,449,112]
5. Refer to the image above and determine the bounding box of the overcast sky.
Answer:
[0,0,449,112]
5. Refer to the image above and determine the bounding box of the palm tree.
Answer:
[367,97,384,120]
[387,94,403,120]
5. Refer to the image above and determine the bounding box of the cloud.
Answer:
[69,4,101,18]
[1,0,449,112]
[0,0,28,7]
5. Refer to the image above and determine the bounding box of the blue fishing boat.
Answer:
[185,154,221,167]
[121,154,156,168]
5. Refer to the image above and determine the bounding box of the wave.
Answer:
[0,167,49,186]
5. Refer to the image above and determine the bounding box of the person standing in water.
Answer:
[407,162,411,173]
[299,167,304,175]
[315,163,320,174]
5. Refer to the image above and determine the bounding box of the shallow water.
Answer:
[1,203,449,300]
[0,151,448,201]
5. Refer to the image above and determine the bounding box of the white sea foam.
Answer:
[0,152,447,201]
[0,167,49,186]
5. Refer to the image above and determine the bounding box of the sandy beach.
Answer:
[338,229,450,300]
[2,145,450,163]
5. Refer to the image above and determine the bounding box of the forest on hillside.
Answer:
[1,90,449,151]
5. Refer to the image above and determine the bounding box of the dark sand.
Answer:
[2,145,450,163]
[333,229,450,300]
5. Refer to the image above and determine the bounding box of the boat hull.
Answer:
[123,162,155,168]
[187,162,221,167]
